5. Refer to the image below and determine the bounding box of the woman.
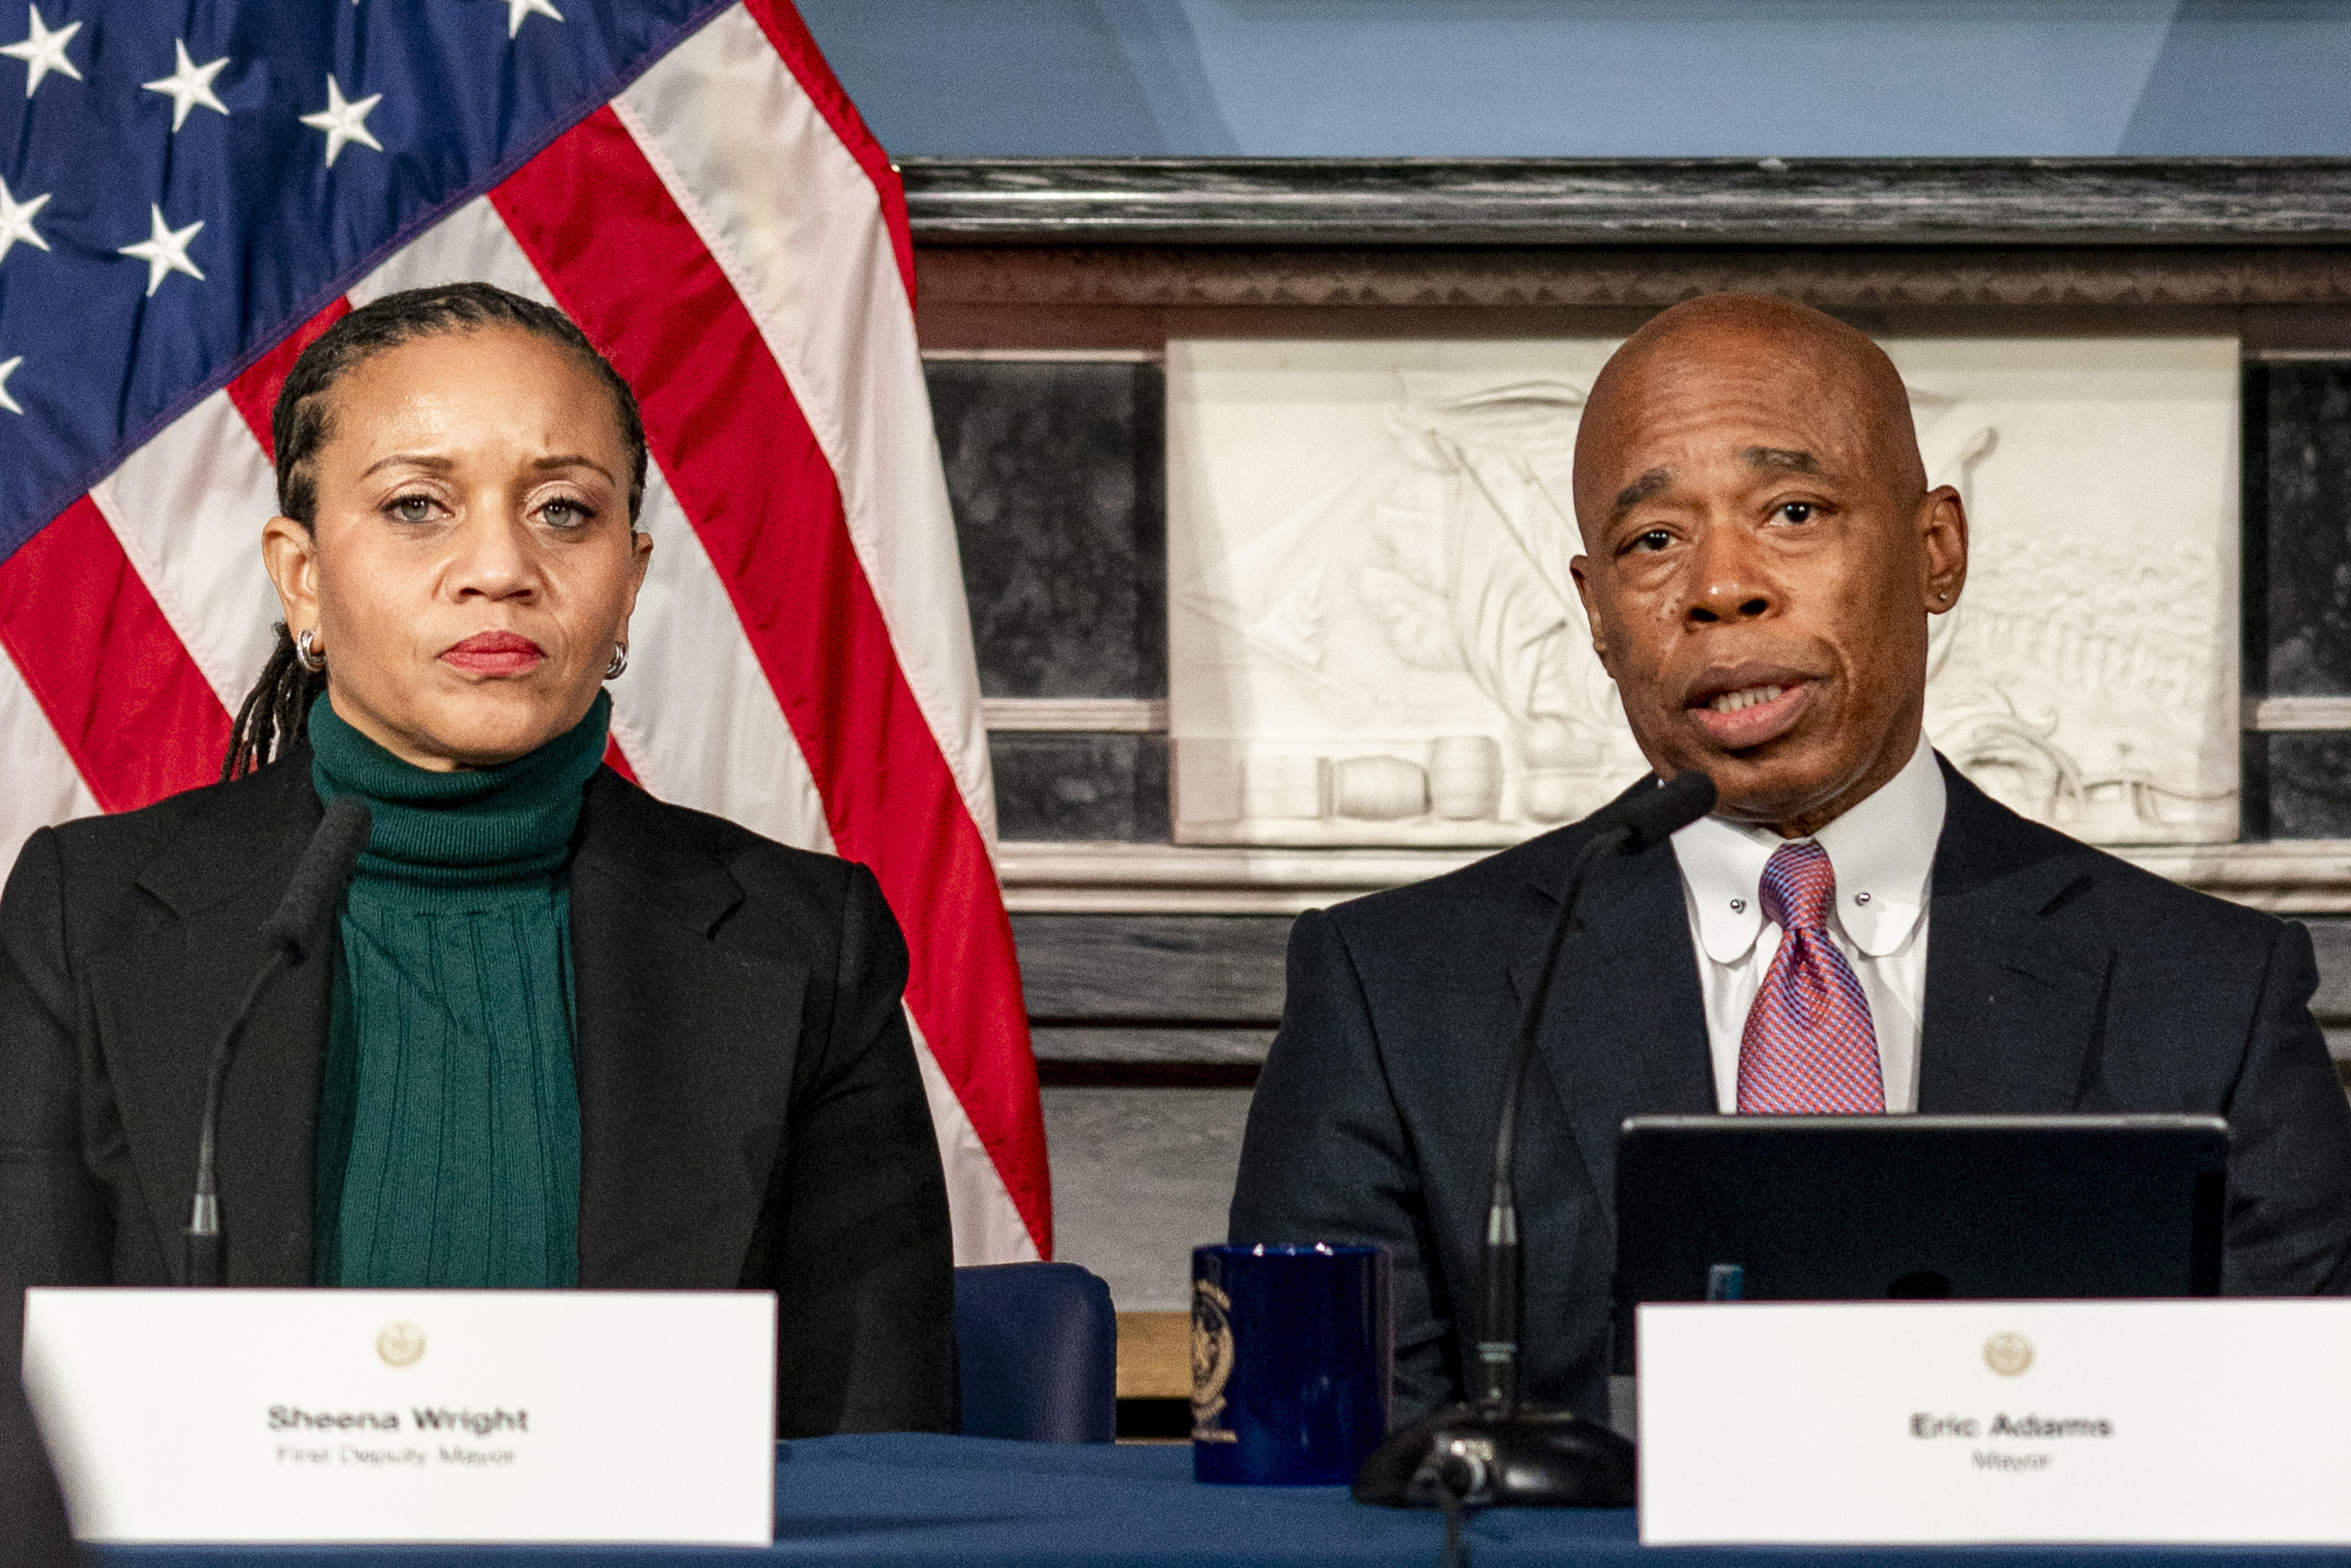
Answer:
[0,282,954,1437]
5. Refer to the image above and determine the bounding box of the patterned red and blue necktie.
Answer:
[1735,841,1885,1115]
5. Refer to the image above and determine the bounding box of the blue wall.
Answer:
[794,0,2351,159]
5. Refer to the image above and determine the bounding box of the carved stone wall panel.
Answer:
[1904,338,2241,842]
[1168,336,2239,849]
[1168,338,1632,847]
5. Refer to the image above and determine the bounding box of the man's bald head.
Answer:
[1573,294,1928,542]
[1564,293,1968,837]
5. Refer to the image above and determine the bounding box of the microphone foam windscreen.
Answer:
[261,798,373,962]
[1619,770,1717,850]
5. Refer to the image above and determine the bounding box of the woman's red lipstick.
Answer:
[441,630,544,677]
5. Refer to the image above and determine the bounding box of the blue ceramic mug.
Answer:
[1191,1242,1392,1485]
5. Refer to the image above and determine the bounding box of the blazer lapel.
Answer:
[1509,835,1714,1221]
[1917,764,2113,1113]
[86,760,328,1286]
[568,772,810,1289]
[1495,760,2112,1151]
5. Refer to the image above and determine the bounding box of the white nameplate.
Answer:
[21,1289,776,1545]
[1639,1299,2351,1546]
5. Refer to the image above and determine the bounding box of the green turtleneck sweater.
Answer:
[307,690,610,1289]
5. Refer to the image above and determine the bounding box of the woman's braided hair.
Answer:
[221,281,648,781]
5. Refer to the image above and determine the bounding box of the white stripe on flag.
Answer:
[905,1005,1042,1266]
[351,195,834,854]
[86,392,284,713]
[0,641,102,881]
[616,470,835,852]
[349,194,552,307]
[613,10,999,850]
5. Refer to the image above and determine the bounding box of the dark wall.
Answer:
[2248,362,2351,837]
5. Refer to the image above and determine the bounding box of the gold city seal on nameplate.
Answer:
[1983,1331,2033,1378]
[376,1322,426,1369]
[1191,1279,1236,1443]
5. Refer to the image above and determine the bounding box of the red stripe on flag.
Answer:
[600,735,638,784]
[739,0,915,304]
[0,499,232,813]
[225,298,352,459]
[490,110,1050,1253]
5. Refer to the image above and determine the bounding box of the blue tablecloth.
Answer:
[92,1433,2351,1566]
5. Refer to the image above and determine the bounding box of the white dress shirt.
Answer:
[1667,734,1947,1114]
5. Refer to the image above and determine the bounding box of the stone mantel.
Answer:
[901,159,2351,249]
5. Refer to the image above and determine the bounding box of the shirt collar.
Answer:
[1669,733,1947,964]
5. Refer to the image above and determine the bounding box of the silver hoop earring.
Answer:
[605,642,628,681]
[294,628,326,674]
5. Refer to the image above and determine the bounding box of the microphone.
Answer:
[259,798,372,965]
[1564,768,1721,857]
[184,799,370,1288]
[1475,769,1713,1402]
[1355,769,1716,1510]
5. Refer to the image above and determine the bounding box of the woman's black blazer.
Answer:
[0,748,954,1437]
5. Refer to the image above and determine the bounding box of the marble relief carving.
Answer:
[1168,337,2240,848]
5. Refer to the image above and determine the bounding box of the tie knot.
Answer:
[1760,840,1836,934]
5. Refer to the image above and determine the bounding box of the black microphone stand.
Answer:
[1355,771,1715,1512]
[184,950,293,1290]
[1475,824,1625,1413]
[184,798,371,1288]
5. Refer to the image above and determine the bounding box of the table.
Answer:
[93,1434,2351,1566]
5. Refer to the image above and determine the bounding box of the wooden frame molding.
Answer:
[914,245,2351,320]
[902,159,2351,248]
[982,698,1168,734]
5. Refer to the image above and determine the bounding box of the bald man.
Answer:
[1230,294,2351,1427]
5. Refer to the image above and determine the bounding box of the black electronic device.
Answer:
[1354,769,1716,1513]
[184,798,371,1288]
[1611,1112,2228,1370]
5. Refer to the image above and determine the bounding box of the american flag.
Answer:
[0,0,1051,1263]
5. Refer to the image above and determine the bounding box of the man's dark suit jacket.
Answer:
[1231,758,2351,1426]
[0,748,954,1438]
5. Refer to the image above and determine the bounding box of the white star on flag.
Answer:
[118,204,205,297]
[300,74,384,167]
[0,4,80,97]
[507,0,564,38]
[0,355,21,416]
[142,40,231,132]
[0,175,48,266]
